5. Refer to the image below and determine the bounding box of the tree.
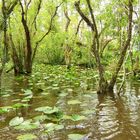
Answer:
[0,0,18,76]
[9,0,63,75]
[75,0,133,93]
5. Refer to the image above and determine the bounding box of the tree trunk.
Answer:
[108,0,133,91]
[20,1,32,74]
[2,0,8,63]
[75,0,133,94]
[9,32,24,75]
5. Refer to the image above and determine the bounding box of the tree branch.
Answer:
[64,6,71,32]
[36,2,63,44]
[32,2,63,62]
[74,1,94,31]
[75,18,83,35]
[32,0,42,30]
[109,0,133,89]
[7,0,18,15]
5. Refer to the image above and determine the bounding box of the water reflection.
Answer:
[93,83,140,140]
[0,74,140,140]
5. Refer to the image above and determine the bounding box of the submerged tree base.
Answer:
[97,82,114,94]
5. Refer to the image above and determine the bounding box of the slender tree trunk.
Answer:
[0,0,8,77]
[9,31,24,75]
[75,0,133,93]
[75,0,108,93]
[2,0,8,64]
[108,0,133,91]
[19,0,32,74]
[23,22,32,74]
[64,5,72,69]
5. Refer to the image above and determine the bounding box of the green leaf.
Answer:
[68,134,85,140]
[33,115,47,122]
[44,123,64,132]
[23,89,33,95]
[0,106,12,114]
[16,134,37,140]
[67,100,81,105]
[2,94,11,97]
[13,103,29,108]
[41,92,50,96]
[12,99,21,102]
[70,114,86,122]
[81,109,95,115]
[35,106,59,114]
[9,117,24,127]
[54,124,64,130]
[59,92,69,97]
[14,120,40,131]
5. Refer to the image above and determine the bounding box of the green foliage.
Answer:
[36,33,65,65]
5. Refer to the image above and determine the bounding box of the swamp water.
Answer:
[0,67,140,140]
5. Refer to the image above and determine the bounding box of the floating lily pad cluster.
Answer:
[0,89,33,115]
[8,104,87,139]
[1,65,98,139]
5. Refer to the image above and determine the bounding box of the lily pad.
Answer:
[0,106,12,114]
[23,89,33,95]
[13,103,29,108]
[9,117,24,127]
[14,120,40,130]
[67,100,81,105]
[59,92,69,97]
[41,92,50,96]
[35,106,59,114]
[70,114,86,121]
[12,99,21,102]
[68,134,85,140]
[2,94,11,97]
[33,115,47,122]
[44,123,64,132]
[16,134,37,140]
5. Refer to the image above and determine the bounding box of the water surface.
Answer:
[0,72,140,140]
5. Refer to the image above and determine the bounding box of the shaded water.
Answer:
[0,72,140,140]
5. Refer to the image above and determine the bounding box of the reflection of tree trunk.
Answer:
[95,93,115,138]
[95,93,130,139]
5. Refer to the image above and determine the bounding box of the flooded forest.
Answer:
[0,0,140,140]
